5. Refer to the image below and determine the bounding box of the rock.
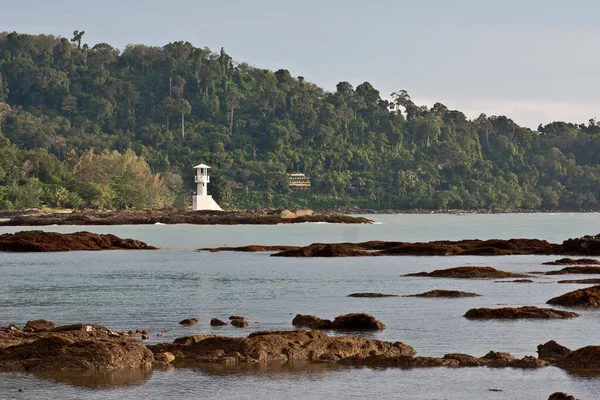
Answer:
[404,290,481,298]
[558,278,600,284]
[24,320,58,332]
[537,340,572,362]
[405,266,529,279]
[179,318,199,326]
[555,345,600,371]
[294,209,314,217]
[464,306,579,319]
[543,258,600,265]
[0,210,373,227]
[231,319,248,328]
[273,243,373,257]
[153,352,175,368]
[347,293,398,297]
[545,266,600,275]
[0,336,153,372]
[279,210,297,219]
[210,318,228,326]
[200,245,300,253]
[0,231,157,252]
[292,315,332,329]
[173,335,216,345]
[547,285,600,307]
[141,334,149,340]
[548,392,579,400]
[495,279,535,283]
[228,316,245,320]
[330,313,386,330]
[147,330,415,366]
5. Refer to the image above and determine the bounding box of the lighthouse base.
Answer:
[192,195,223,211]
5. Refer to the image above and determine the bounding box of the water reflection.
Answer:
[33,369,153,388]
[193,361,347,375]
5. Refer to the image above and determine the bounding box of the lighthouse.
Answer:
[192,164,222,211]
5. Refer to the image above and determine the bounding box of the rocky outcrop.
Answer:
[0,231,157,252]
[543,258,600,265]
[0,209,372,226]
[147,330,414,366]
[558,278,600,284]
[547,285,600,307]
[210,318,228,326]
[537,340,572,362]
[548,393,579,400]
[179,318,199,326]
[464,306,579,319]
[404,290,481,298]
[405,266,528,279]
[495,279,535,283]
[347,293,399,298]
[544,266,600,275]
[274,243,374,257]
[292,315,332,329]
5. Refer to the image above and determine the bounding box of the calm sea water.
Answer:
[1,213,600,399]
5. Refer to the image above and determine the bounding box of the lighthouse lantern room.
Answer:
[192,164,222,211]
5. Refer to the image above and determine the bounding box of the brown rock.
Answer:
[231,319,248,328]
[545,266,600,275]
[495,279,535,283]
[147,330,415,366]
[229,316,245,320]
[210,318,228,326]
[347,293,398,298]
[141,334,149,340]
[153,352,175,368]
[547,285,600,307]
[179,318,199,326]
[201,245,300,253]
[555,345,600,370]
[537,340,572,362]
[0,336,153,372]
[24,320,58,332]
[0,231,157,252]
[464,306,579,319]
[330,313,386,330]
[548,392,579,400]
[558,278,600,284]
[292,315,332,329]
[404,290,481,298]
[544,258,600,265]
[405,266,529,279]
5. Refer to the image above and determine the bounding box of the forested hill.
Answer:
[0,31,599,211]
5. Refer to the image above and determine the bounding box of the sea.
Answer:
[1,213,599,399]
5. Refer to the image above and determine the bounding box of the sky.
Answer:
[5,0,600,128]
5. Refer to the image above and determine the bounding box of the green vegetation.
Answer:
[1,30,600,211]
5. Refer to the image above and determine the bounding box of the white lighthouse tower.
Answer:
[192,164,222,211]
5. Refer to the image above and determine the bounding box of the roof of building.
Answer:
[193,164,211,169]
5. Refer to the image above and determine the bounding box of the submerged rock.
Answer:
[347,293,398,298]
[147,330,415,366]
[404,290,481,298]
[543,258,600,265]
[231,319,248,328]
[405,266,528,279]
[179,318,199,326]
[210,318,228,326]
[547,285,600,307]
[464,306,579,319]
[0,231,157,252]
[200,245,300,253]
[495,279,535,283]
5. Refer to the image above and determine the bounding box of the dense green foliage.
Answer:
[1,31,600,210]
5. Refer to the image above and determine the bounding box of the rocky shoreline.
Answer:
[0,231,156,252]
[0,209,372,226]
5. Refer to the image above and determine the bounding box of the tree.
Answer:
[71,30,85,50]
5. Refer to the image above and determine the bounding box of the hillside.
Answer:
[0,31,599,211]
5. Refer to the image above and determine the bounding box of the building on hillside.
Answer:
[288,173,311,191]
[192,164,223,211]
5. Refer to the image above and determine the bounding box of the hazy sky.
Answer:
[5,0,600,128]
